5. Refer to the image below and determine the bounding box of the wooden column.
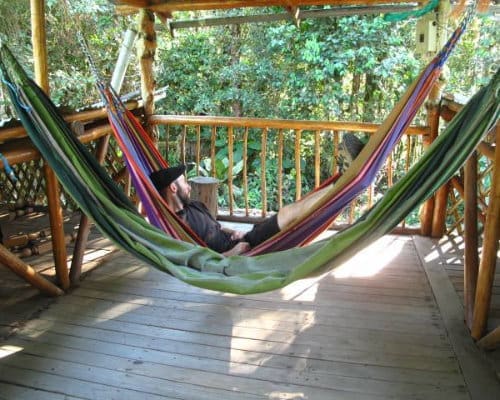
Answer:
[69,135,110,285]
[431,181,450,237]
[31,0,69,290]
[420,104,440,235]
[471,124,500,340]
[137,9,158,142]
[464,152,479,329]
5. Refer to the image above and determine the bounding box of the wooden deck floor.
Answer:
[1,224,500,399]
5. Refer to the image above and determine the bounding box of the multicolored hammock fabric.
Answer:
[1,8,497,295]
[97,8,473,256]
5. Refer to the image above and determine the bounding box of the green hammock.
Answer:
[1,40,498,293]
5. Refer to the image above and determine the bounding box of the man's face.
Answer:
[174,175,191,205]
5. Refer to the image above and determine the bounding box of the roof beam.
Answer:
[113,0,422,14]
[165,4,417,31]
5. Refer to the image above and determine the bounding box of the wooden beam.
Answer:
[167,5,416,31]
[114,0,421,14]
[31,0,69,291]
[0,243,64,296]
[471,123,500,340]
[477,326,500,350]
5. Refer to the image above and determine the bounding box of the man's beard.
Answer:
[176,184,191,206]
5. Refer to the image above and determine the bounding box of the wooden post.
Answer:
[189,177,219,218]
[0,243,63,296]
[431,181,450,237]
[137,8,158,142]
[420,104,440,236]
[69,135,110,284]
[471,124,500,340]
[464,152,479,329]
[31,0,69,290]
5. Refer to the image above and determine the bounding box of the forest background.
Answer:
[0,0,497,217]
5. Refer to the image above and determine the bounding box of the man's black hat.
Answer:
[150,165,186,192]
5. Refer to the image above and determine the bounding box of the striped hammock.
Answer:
[97,8,472,256]
[1,9,497,295]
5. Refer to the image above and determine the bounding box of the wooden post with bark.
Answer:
[31,0,69,290]
[137,9,158,142]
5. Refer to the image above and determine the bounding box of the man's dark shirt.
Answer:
[176,201,238,253]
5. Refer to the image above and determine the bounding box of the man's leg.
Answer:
[277,133,365,230]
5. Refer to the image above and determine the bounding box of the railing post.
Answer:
[464,151,479,329]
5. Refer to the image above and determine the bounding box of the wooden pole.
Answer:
[420,104,440,236]
[431,181,450,237]
[137,8,157,141]
[471,124,500,340]
[477,326,500,351]
[69,135,110,284]
[464,152,479,329]
[0,243,63,296]
[31,0,69,290]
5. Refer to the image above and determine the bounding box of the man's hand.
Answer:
[230,230,246,241]
[223,241,250,256]
[221,227,246,241]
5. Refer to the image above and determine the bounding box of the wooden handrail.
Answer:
[150,114,429,135]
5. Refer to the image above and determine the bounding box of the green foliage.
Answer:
[0,4,497,219]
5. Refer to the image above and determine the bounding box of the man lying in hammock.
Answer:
[150,135,364,256]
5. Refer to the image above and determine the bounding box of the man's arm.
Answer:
[222,241,250,256]
[221,227,246,241]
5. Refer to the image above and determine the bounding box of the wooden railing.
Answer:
[150,114,429,230]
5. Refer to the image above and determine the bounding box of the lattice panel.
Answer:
[445,148,494,237]
[0,139,129,210]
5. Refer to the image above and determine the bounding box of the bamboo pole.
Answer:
[295,129,302,201]
[261,127,268,217]
[471,124,500,340]
[31,0,69,290]
[278,129,284,209]
[228,126,234,216]
[314,129,320,188]
[0,244,63,296]
[210,126,216,178]
[243,127,249,216]
[464,152,479,329]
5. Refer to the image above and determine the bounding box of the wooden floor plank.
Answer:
[414,236,500,400]
[3,234,498,399]
[0,382,82,400]
[5,336,468,400]
[52,291,449,346]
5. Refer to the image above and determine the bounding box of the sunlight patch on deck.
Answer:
[0,345,23,359]
[332,236,407,278]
